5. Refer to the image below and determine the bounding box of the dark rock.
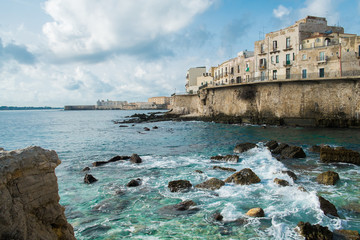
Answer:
[210,155,239,163]
[127,178,141,187]
[130,154,142,163]
[298,186,308,192]
[282,170,297,181]
[316,171,340,185]
[92,161,108,167]
[159,200,198,215]
[234,143,257,153]
[225,168,261,185]
[108,155,130,162]
[213,212,223,221]
[265,140,278,150]
[144,127,150,131]
[274,178,290,186]
[152,126,158,129]
[168,180,192,192]
[296,221,333,240]
[333,229,360,240]
[195,178,225,190]
[246,208,265,217]
[213,166,236,172]
[119,125,128,127]
[272,143,289,154]
[318,196,339,217]
[309,145,321,153]
[194,170,204,174]
[320,146,360,165]
[82,167,90,172]
[84,174,98,184]
[280,146,306,159]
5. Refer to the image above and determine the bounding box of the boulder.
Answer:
[296,221,333,240]
[234,143,257,153]
[210,155,239,163]
[318,196,339,217]
[92,161,108,167]
[282,170,297,181]
[127,178,141,187]
[320,146,360,165]
[298,186,308,192]
[265,140,278,150]
[82,167,90,171]
[316,171,340,185]
[213,166,236,172]
[225,168,261,185]
[159,200,198,215]
[168,180,192,192]
[280,146,306,159]
[195,178,225,190]
[309,145,321,153]
[333,229,360,240]
[84,174,98,184]
[271,143,289,154]
[274,178,290,187]
[194,170,204,174]
[246,208,265,217]
[153,126,159,129]
[108,155,130,162]
[130,154,142,163]
[212,212,223,221]
[0,146,75,240]
[144,127,150,131]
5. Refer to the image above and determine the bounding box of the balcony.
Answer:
[317,56,328,64]
[270,48,280,54]
[283,60,293,67]
[258,64,266,70]
[283,45,293,51]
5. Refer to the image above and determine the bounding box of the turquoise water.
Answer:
[0,110,359,239]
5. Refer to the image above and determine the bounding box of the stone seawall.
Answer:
[171,78,360,127]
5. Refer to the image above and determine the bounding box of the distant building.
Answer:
[148,96,171,105]
[185,67,207,93]
[96,99,127,109]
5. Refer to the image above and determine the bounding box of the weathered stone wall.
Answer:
[0,146,76,240]
[171,78,360,127]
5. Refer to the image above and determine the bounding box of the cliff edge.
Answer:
[0,146,75,240]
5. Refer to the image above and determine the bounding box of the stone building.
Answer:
[185,67,207,93]
[148,96,171,105]
[96,99,128,109]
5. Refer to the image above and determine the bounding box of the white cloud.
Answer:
[273,5,291,19]
[299,0,339,25]
[42,0,215,59]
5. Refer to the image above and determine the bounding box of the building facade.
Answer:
[185,67,207,93]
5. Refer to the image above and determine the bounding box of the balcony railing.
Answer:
[283,60,293,66]
[317,56,328,63]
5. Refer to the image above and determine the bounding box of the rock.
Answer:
[92,161,108,167]
[274,178,290,186]
[82,167,90,171]
[320,146,360,165]
[108,155,130,162]
[309,145,321,153]
[271,143,289,154]
[298,186,308,192]
[0,146,75,240]
[144,127,150,131]
[213,166,236,172]
[194,170,204,174]
[159,200,198,215]
[234,142,257,153]
[296,221,333,240]
[153,126,158,129]
[119,125,128,127]
[318,196,339,217]
[280,146,306,159]
[265,140,278,150]
[168,180,192,192]
[195,178,225,190]
[127,178,141,187]
[316,171,340,185]
[282,170,297,181]
[84,174,98,184]
[246,208,265,217]
[333,229,360,240]
[213,212,223,221]
[210,155,239,163]
[225,168,261,185]
[130,154,142,163]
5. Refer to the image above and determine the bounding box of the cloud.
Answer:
[299,0,339,25]
[0,38,36,65]
[273,5,291,19]
[42,0,215,62]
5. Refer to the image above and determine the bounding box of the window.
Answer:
[302,54,307,60]
[286,68,291,79]
[231,67,234,75]
[246,75,249,81]
[261,43,264,53]
[237,65,240,73]
[225,67,227,75]
[276,55,279,63]
[302,69,307,79]
[293,53,295,61]
[261,71,265,81]
[259,58,266,69]
[273,70,277,80]
[286,37,291,48]
[319,52,325,61]
[325,38,330,46]
[319,68,325,78]
[316,38,321,43]
[236,76,241,83]
[273,40,277,50]
[286,54,291,65]
[271,56,274,63]
[359,46,360,57]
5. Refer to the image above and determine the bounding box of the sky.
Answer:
[0,0,359,107]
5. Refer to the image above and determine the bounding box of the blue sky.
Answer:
[0,0,359,107]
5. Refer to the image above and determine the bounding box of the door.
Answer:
[319,68,325,78]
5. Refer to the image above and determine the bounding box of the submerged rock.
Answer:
[213,212,223,221]
[195,178,225,190]
[144,127,150,131]
[280,146,306,159]
[82,166,90,171]
[316,171,340,185]
[282,170,298,181]
[130,154,142,163]
[225,168,261,185]
[234,143,257,153]
[296,221,333,240]
[274,178,290,187]
[246,208,265,217]
[108,155,130,162]
[168,180,192,192]
[92,161,108,167]
[194,170,204,174]
[153,126,159,129]
[159,200,198,215]
[127,178,142,187]
[320,146,360,165]
[265,140,278,150]
[0,146,75,240]
[213,166,236,172]
[210,155,239,163]
[309,145,321,153]
[318,196,339,217]
[84,174,98,184]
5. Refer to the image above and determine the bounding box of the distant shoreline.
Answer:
[0,106,63,111]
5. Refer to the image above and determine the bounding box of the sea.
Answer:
[0,109,359,239]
